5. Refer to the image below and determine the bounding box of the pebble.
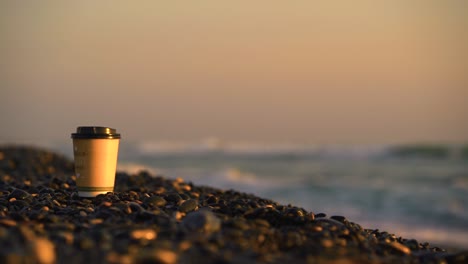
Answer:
[182,209,221,233]
[128,202,145,213]
[31,238,56,264]
[89,218,104,225]
[330,215,347,223]
[140,249,177,264]
[144,196,167,207]
[178,199,198,213]
[165,193,182,204]
[8,189,31,200]
[321,239,334,248]
[386,241,412,255]
[130,229,157,240]
[0,219,17,227]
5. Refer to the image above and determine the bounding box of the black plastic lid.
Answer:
[71,126,121,139]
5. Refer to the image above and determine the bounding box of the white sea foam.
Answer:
[132,139,388,158]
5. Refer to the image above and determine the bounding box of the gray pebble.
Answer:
[178,199,198,213]
[144,196,167,207]
[182,209,221,233]
[8,189,31,201]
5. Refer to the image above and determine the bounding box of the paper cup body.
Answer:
[71,127,121,197]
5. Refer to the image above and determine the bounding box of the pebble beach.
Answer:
[0,145,467,264]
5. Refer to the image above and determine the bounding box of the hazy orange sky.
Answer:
[1,1,467,145]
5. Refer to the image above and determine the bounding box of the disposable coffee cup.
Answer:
[71,126,121,197]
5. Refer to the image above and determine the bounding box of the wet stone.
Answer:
[138,249,178,264]
[330,215,347,223]
[182,209,221,234]
[165,193,182,205]
[228,218,250,230]
[130,229,157,241]
[179,193,190,200]
[31,238,56,264]
[384,241,412,255]
[403,239,420,251]
[178,199,198,213]
[8,189,32,201]
[128,202,145,213]
[0,219,17,227]
[144,196,167,207]
[206,195,219,204]
[9,200,30,211]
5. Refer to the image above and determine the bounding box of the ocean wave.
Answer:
[131,139,387,158]
[129,140,468,161]
[135,139,314,155]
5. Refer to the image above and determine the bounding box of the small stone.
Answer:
[55,231,74,245]
[181,184,191,192]
[330,215,347,223]
[165,193,182,204]
[174,211,184,221]
[321,239,334,248]
[387,241,411,255]
[182,209,221,234]
[8,189,31,200]
[206,195,219,205]
[106,252,133,264]
[144,196,167,207]
[336,238,347,247]
[175,177,184,183]
[178,240,192,251]
[128,202,145,213]
[0,219,17,227]
[403,239,419,250]
[140,249,177,264]
[31,238,55,264]
[286,207,304,217]
[79,237,94,250]
[254,219,270,228]
[89,218,104,225]
[179,193,190,200]
[178,199,198,213]
[101,201,112,207]
[309,225,323,232]
[230,218,250,230]
[130,229,157,240]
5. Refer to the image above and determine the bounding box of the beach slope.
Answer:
[0,145,466,263]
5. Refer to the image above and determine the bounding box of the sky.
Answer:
[1,1,467,145]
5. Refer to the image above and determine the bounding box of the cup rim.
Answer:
[71,126,121,139]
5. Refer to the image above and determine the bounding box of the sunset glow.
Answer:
[1,1,467,143]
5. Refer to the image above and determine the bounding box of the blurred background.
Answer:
[1,1,467,248]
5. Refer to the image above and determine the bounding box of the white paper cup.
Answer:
[71,126,121,197]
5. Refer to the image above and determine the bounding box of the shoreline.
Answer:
[0,145,467,263]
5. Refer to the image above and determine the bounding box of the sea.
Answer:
[47,140,468,249]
